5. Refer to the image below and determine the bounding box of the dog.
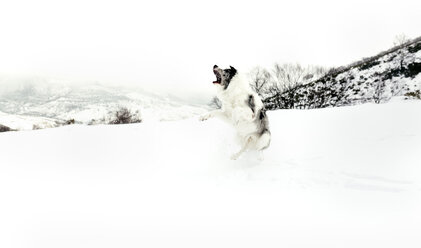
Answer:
[200,65,271,160]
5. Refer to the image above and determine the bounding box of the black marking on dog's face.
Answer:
[212,65,237,90]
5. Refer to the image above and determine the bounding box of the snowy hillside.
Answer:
[0,110,60,130]
[265,38,421,109]
[0,78,209,130]
[1,101,420,248]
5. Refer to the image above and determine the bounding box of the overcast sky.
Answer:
[0,0,420,97]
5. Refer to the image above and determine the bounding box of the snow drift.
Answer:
[0,101,421,248]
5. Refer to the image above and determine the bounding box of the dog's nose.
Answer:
[213,65,218,69]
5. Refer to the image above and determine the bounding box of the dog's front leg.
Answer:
[231,136,252,160]
[199,109,224,121]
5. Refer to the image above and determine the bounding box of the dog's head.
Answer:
[212,65,237,90]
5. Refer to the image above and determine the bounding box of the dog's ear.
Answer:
[229,66,237,75]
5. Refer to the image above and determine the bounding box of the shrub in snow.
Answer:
[0,124,13,132]
[108,107,142,125]
[64,119,75,125]
[405,90,421,100]
[32,122,58,130]
[87,107,142,125]
[32,124,40,130]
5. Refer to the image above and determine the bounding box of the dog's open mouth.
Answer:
[213,70,222,84]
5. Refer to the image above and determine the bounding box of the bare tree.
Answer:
[250,63,328,109]
[390,79,404,97]
[393,33,410,47]
[393,34,411,70]
[272,63,306,91]
[209,96,222,109]
[271,63,327,92]
[248,67,273,97]
[373,80,387,104]
[302,65,328,82]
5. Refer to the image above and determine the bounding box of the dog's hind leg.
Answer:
[255,132,270,161]
[231,136,252,160]
[256,131,271,151]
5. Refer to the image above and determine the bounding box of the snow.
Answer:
[0,111,59,130]
[0,80,210,128]
[1,101,421,248]
[280,42,421,110]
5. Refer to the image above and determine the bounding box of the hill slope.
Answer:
[265,37,421,109]
[1,101,420,248]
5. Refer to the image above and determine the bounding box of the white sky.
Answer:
[0,0,420,97]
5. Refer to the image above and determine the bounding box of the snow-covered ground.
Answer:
[1,101,421,248]
[0,111,60,130]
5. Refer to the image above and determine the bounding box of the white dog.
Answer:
[200,65,271,160]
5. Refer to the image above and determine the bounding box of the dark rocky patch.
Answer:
[0,124,13,132]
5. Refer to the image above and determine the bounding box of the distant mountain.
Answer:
[264,37,421,109]
[0,80,209,130]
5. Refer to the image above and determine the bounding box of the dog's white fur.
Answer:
[200,72,270,160]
